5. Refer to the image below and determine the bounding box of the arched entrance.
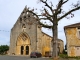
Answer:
[16,32,30,55]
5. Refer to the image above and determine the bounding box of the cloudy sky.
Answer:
[0,0,80,46]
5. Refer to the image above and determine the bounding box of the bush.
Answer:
[0,45,9,55]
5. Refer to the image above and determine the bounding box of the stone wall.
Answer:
[65,27,80,56]
[9,7,38,55]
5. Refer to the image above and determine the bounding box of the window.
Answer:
[22,13,26,17]
[24,16,26,19]
[78,31,80,39]
[28,15,30,17]
[26,12,28,14]
[20,17,22,23]
[77,27,80,39]
[77,47,79,50]
[22,24,26,28]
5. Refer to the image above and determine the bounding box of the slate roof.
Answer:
[42,32,63,42]
[64,22,80,29]
[42,32,52,38]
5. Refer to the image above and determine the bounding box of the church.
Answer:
[9,6,64,56]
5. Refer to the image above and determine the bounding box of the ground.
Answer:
[0,55,79,60]
[0,55,50,60]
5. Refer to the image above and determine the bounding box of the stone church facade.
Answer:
[9,7,64,56]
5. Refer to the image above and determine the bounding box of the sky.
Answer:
[0,0,80,46]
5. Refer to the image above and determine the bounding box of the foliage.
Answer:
[0,45,9,55]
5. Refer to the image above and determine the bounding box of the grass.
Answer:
[59,54,68,58]
[59,54,80,60]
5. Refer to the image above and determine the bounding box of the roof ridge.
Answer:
[64,22,80,29]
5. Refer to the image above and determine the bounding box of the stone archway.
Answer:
[16,32,30,55]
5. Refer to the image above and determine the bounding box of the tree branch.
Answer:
[40,17,48,20]
[57,0,68,10]
[58,6,80,21]
[40,0,53,13]
[62,0,69,5]
[44,8,52,17]
[57,0,63,10]
[27,9,39,18]
[56,0,68,15]
[27,9,52,28]
[39,21,52,28]
[43,8,54,22]
[40,16,53,22]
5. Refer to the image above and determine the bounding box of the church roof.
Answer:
[42,32,52,38]
[42,32,63,42]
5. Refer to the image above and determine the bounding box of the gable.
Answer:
[12,6,39,30]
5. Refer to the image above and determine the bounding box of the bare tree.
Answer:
[27,0,80,59]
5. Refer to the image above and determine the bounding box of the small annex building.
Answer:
[64,22,80,56]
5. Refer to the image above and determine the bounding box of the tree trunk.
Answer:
[52,17,58,59]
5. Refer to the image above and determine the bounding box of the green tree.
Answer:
[26,0,80,59]
[0,45,9,55]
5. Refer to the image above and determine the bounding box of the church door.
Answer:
[26,46,29,55]
[21,46,24,55]
[17,33,30,55]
